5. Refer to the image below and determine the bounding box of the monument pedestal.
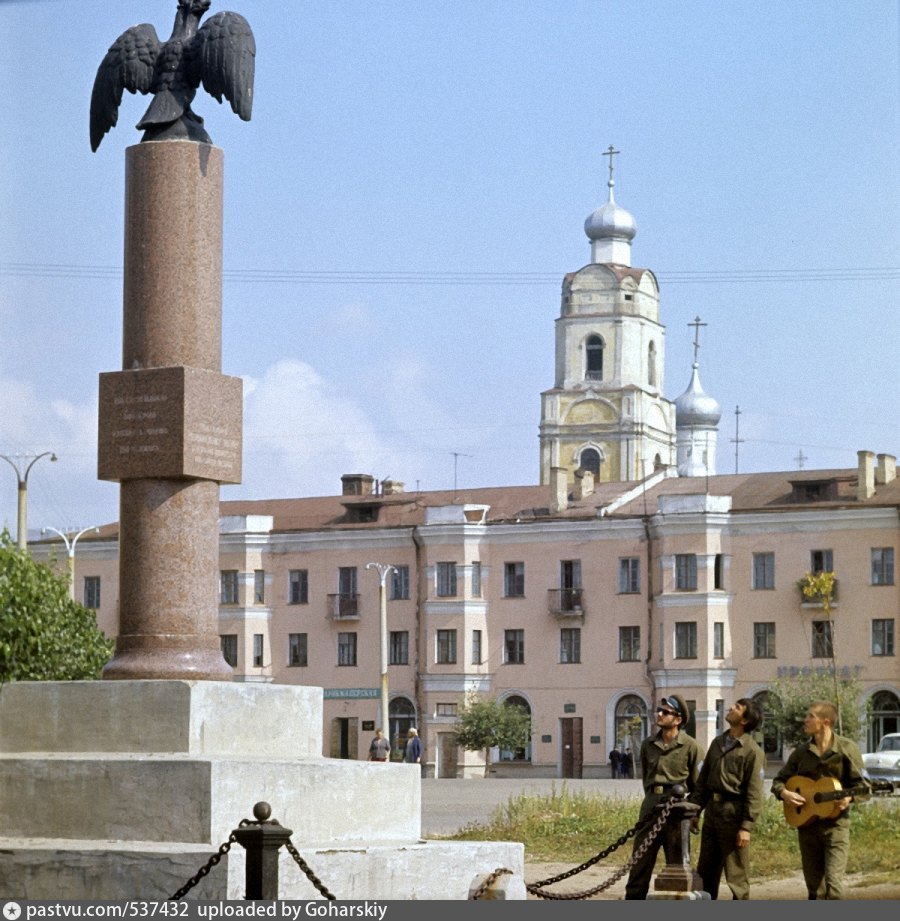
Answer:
[0,681,524,899]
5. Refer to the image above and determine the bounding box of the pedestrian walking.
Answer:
[368,728,391,762]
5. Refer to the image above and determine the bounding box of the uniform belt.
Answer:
[712,791,741,802]
[649,783,676,795]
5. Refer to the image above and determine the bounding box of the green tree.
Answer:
[766,667,869,749]
[0,529,114,683]
[452,694,532,777]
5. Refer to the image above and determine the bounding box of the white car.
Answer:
[863,733,900,792]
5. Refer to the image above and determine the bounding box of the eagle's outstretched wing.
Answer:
[90,23,160,151]
[191,11,255,122]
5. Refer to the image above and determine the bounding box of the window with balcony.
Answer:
[619,557,640,594]
[619,626,640,662]
[675,554,698,591]
[288,633,308,667]
[220,634,237,667]
[504,629,525,664]
[675,621,698,659]
[560,628,581,664]
[220,570,239,604]
[753,622,776,658]
[436,629,457,664]
[872,548,895,586]
[504,562,525,597]
[752,552,775,590]
[389,630,409,665]
[872,619,895,656]
[812,620,834,658]
[338,632,357,666]
[83,575,101,609]
[436,562,458,597]
[811,549,834,574]
[289,569,308,604]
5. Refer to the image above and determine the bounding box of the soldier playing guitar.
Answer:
[771,700,871,899]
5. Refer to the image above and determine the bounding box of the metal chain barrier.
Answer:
[169,832,238,900]
[478,795,676,901]
[284,837,337,900]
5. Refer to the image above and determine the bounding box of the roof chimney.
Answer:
[857,451,875,500]
[341,473,374,497]
[876,453,896,485]
[550,466,568,512]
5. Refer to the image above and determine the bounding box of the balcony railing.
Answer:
[797,578,839,605]
[327,593,360,620]
[548,588,585,617]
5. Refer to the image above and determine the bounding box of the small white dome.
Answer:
[676,366,721,428]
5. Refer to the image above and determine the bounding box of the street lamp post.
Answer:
[42,526,101,601]
[0,451,58,551]
[366,562,396,739]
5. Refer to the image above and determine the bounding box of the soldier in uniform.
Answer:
[624,694,703,900]
[690,698,766,899]
[771,700,871,899]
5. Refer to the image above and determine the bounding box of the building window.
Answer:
[812,620,834,658]
[504,629,525,664]
[254,570,265,604]
[580,448,601,477]
[289,569,308,604]
[811,549,834,574]
[389,630,409,665]
[288,633,308,667]
[338,566,357,597]
[675,622,698,659]
[675,554,698,591]
[714,553,724,590]
[390,565,410,600]
[619,626,640,662]
[713,621,725,658]
[338,632,357,666]
[585,334,604,380]
[752,552,775,590]
[872,548,895,585]
[560,628,581,664]
[220,570,239,604]
[252,634,264,667]
[753,622,776,658]
[83,575,101,609]
[435,703,458,717]
[436,629,457,664]
[436,562,457,597]
[504,562,525,597]
[619,557,640,594]
[872,619,895,656]
[220,634,238,667]
[472,629,482,664]
[471,561,482,598]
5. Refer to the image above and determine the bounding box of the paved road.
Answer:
[420,777,644,836]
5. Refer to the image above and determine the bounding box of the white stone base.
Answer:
[0,682,524,900]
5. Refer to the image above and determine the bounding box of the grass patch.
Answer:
[439,785,900,881]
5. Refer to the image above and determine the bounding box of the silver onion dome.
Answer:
[676,366,722,428]
[584,181,637,243]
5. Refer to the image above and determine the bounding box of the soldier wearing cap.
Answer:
[624,693,703,900]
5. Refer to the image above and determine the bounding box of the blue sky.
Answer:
[1,0,898,535]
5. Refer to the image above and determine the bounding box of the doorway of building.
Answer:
[437,732,459,778]
[869,690,900,751]
[329,716,359,759]
[389,696,416,761]
[560,717,583,778]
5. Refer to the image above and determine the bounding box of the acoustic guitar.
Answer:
[782,775,850,828]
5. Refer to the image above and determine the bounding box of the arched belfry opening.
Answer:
[585,334,604,381]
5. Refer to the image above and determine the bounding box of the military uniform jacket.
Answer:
[691,731,765,832]
[771,732,871,824]
[638,730,703,820]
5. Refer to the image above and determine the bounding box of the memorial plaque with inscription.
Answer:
[98,366,242,484]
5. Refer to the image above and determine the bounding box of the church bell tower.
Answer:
[539,148,676,486]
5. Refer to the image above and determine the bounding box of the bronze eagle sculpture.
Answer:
[90,0,255,151]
